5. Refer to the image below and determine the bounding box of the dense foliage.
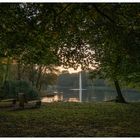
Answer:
[0,3,140,102]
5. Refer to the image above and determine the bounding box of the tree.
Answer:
[0,3,139,103]
[0,3,61,65]
[86,4,139,103]
[55,3,140,103]
[0,4,61,94]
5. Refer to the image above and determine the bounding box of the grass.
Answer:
[0,101,140,137]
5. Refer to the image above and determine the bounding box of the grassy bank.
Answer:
[0,102,140,137]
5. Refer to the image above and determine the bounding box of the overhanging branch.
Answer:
[56,4,71,18]
[93,4,115,24]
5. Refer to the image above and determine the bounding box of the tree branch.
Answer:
[56,4,71,18]
[93,4,115,24]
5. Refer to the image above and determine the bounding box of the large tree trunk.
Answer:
[28,64,35,86]
[36,65,43,90]
[114,80,126,103]
[38,67,47,91]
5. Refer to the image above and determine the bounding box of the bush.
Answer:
[0,80,39,101]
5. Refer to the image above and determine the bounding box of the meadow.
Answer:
[0,102,140,137]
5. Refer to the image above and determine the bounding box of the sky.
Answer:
[58,66,82,73]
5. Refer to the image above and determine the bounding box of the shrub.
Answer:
[0,80,39,101]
